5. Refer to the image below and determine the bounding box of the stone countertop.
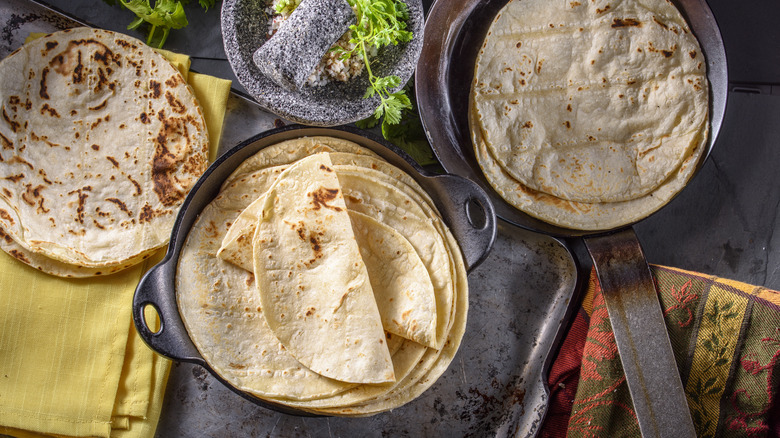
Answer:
[2,0,779,436]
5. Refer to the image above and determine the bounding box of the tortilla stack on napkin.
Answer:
[0,30,231,438]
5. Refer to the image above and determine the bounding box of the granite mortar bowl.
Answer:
[131,125,496,415]
[221,0,424,126]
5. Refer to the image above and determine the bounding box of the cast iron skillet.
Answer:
[416,0,727,436]
[131,125,496,415]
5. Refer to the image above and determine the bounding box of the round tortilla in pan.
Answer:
[470,0,709,229]
[176,136,467,413]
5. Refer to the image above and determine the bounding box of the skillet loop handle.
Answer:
[429,174,497,271]
[132,260,202,362]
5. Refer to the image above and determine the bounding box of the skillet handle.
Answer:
[583,228,695,438]
[426,174,497,271]
[132,259,203,363]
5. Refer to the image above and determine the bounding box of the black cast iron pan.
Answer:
[131,125,497,415]
[416,0,727,436]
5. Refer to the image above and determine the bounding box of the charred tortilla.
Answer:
[0,28,208,273]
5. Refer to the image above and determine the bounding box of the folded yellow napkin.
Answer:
[0,41,231,438]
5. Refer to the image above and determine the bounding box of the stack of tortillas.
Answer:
[470,0,709,230]
[0,28,209,276]
[176,137,468,415]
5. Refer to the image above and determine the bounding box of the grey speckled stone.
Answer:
[253,0,355,91]
[222,0,424,126]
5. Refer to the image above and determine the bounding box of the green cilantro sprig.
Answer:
[102,0,217,48]
[339,0,414,126]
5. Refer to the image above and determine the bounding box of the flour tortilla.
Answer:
[252,153,395,384]
[217,172,440,349]
[0,226,156,277]
[0,28,208,271]
[178,137,468,413]
[306,211,468,416]
[471,97,708,230]
[221,136,379,190]
[349,210,438,349]
[176,174,359,401]
[471,0,709,205]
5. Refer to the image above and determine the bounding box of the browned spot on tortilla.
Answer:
[39,67,50,100]
[91,144,100,151]
[38,169,52,185]
[653,16,669,30]
[89,99,109,111]
[151,112,203,207]
[8,155,33,170]
[521,121,533,129]
[0,132,12,150]
[150,80,162,99]
[115,39,135,49]
[661,49,674,58]
[612,18,641,28]
[165,75,184,88]
[228,363,246,370]
[2,107,20,133]
[40,103,60,118]
[139,204,155,224]
[68,186,91,224]
[295,222,306,241]
[596,5,610,13]
[127,174,142,196]
[0,209,14,225]
[0,227,13,243]
[309,187,343,212]
[9,249,29,263]
[319,164,334,172]
[564,121,571,129]
[5,174,24,183]
[165,91,185,114]
[305,307,316,317]
[106,156,119,168]
[106,197,132,216]
[44,40,58,52]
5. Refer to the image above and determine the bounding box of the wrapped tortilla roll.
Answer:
[254,0,355,90]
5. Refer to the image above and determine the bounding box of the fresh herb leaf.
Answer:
[105,0,218,48]
[360,82,436,166]
[381,104,435,166]
[274,0,301,15]
[337,0,414,127]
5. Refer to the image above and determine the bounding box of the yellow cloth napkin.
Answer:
[0,39,231,438]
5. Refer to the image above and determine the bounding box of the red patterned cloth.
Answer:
[542,266,780,438]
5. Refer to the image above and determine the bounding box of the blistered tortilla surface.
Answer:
[471,0,709,221]
[0,28,208,269]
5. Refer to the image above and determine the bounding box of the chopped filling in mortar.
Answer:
[265,0,376,87]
